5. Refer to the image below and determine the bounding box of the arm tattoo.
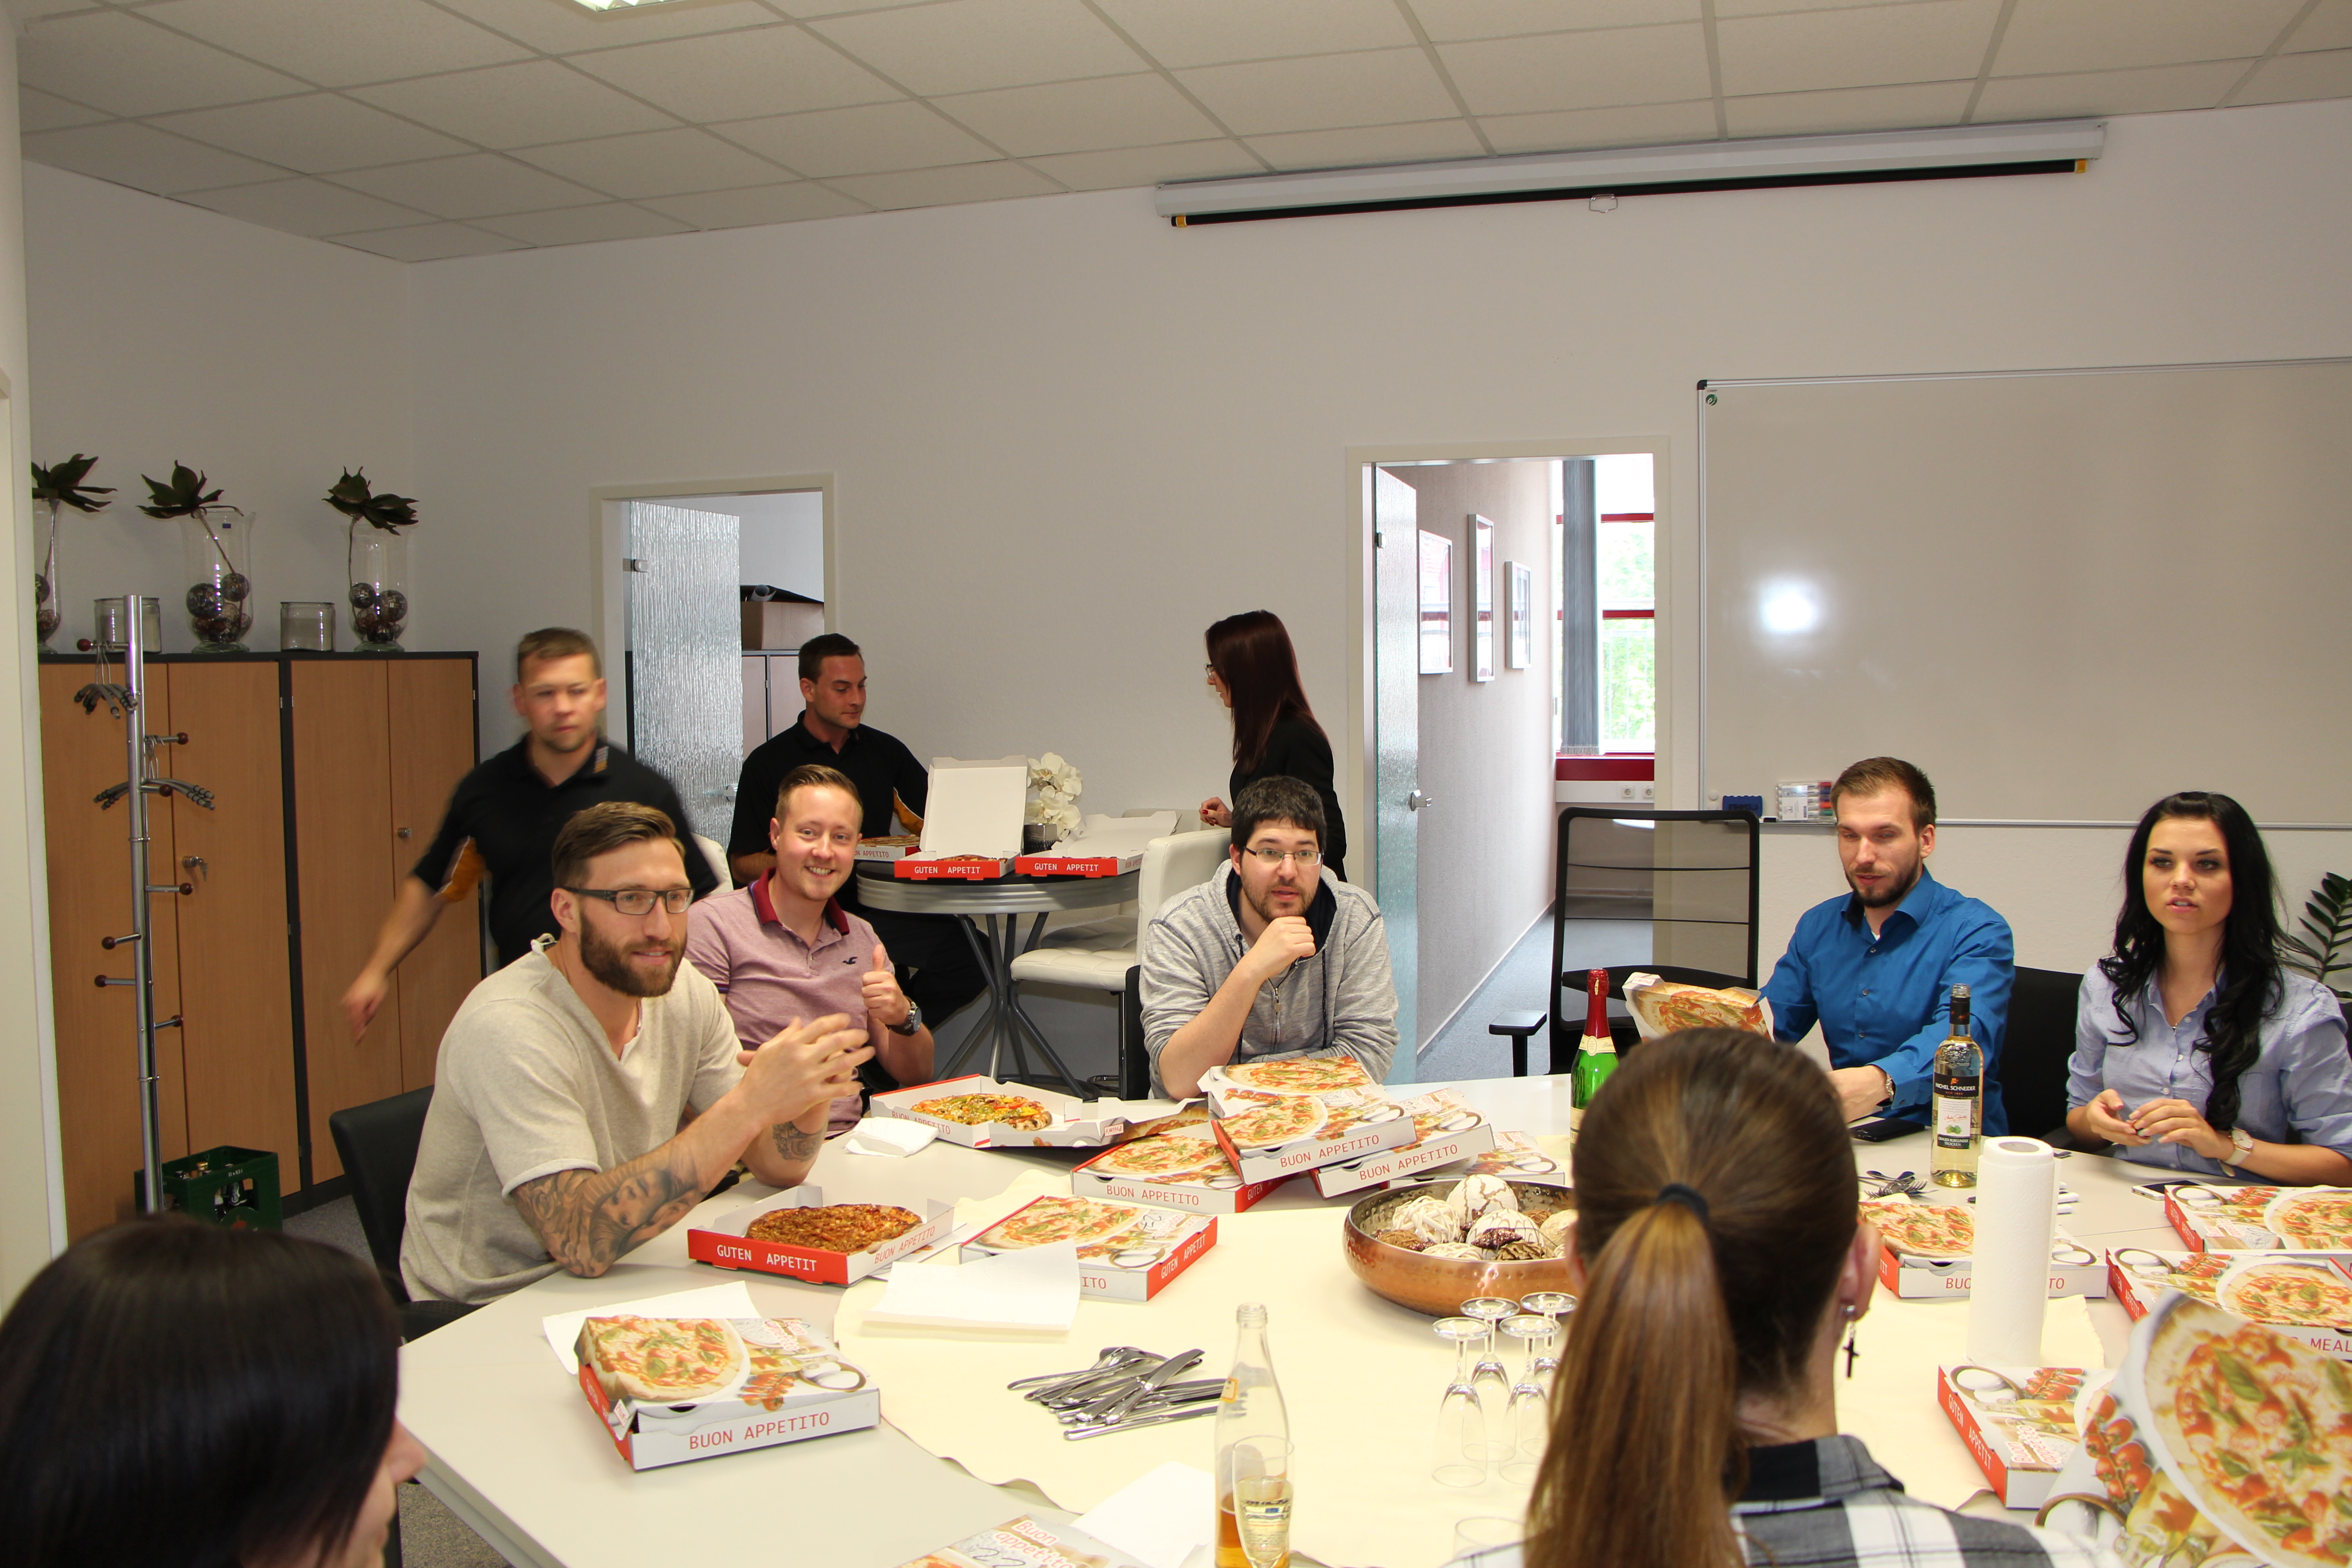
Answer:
[772,1122,824,1162]
[511,1141,707,1279]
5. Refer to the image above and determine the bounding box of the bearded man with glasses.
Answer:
[402,802,871,1307]
[1140,776,1398,1098]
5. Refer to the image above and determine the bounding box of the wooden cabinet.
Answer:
[41,652,478,1237]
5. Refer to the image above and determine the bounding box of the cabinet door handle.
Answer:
[397,827,412,839]
[181,855,208,881]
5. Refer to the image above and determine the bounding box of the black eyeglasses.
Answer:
[1241,848,1321,867]
[566,887,693,916]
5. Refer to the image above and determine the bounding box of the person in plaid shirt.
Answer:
[1452,1029,2117,1568]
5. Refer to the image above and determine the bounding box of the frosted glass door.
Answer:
[626,503,740,842]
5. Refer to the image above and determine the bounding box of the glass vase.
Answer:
[348,521,410,651]
[182,507,253,653]
[34,498,61,650]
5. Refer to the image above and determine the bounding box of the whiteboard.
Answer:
[1699,360,2352,826]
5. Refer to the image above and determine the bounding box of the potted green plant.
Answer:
[141,464,251,653]
[327,469,416,651]
[2283,872,2352,1003]
[28,453,113,651]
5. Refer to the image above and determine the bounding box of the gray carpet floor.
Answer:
[1414,914,1654,1080]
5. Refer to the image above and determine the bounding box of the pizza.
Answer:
[909,1093,1052,1129]
[1223,1057,1372,1094]
[1219,1092,1328,1149]
[1626,979,1768,1036]
[2145,1298,2352,1568]
[580,1316,743,1402]
[1085,1135,1228,1178]
[973,1195,1141,1251]
[746,1203,921,1253]
[2220,1261,2352,1330]
[1862,1197,1974,1259]
[2267,1190,2352,1251]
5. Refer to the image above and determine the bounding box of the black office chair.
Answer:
[1117,965,1152,1100]
[327,1085,475,1343]
[1997,965,2084,1144]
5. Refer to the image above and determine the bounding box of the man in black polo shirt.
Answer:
[340,627,716,1040]
[727,632,982,1027]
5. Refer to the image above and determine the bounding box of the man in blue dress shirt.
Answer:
[1761,758,2016,1131]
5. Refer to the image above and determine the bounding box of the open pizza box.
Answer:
[1310,1089,1499,1198]
[574,1313,879,1471]
[1014,811,1178,878]
[1394,1129,1567,1186]
[686,1186,956,1285]
[1863,1197,2107,1299]
[869,1074,1176,1149]
[894,1516,1152,1568]
[2162,1182,2352,1254]
[1621,971,1774,1040]
[1934,1364,2106,1510]
[951,1193,1216,1303]
[855,835,922,862]
[888,756,1024,880]
[1069,1124,1291,1215]
[1198,1058,1418,1183]
[2108,1246,2352,1362]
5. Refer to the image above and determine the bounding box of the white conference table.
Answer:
[397,1076,2181,1568]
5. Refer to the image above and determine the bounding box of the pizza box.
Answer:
[893,855,1011,881]
[894,1516,1151,1568]
[1412,1129,1568,1185]
[869,1075,1170,1149]
[1069,1127,1291,1215]
[1194,1056,1417,1181]
[1014,811,1176,879]
[1863,1198,2106,1299]
[687,1186,956,1285]
[1198,1054,1380,1111]
[1934,1364,2104,1509]
[2162,1182,2352,1254]
[2108,1245,2352,1360]
[574,1314,879,1471]
[856,835,922,862]
[1310,1090,1498,1198]
[1013,850,1142,877]
[958,1194,1216,1302]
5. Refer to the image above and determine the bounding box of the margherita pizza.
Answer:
[1085,1135,1227,1179]
[973,1195,1141,1251]
[1862,1197,1974,1259]
[1223,1057,1372,1094]
[910,1093,1052,1129]
[746,1203,921,1254]
[581,1316,743,1402]
[1219,1092,1328,1149]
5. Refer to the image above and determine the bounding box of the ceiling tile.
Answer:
[1972,60,2242,120]
[566,26,901,122]
[932,72,1223,156]
[19,9,309,116]
[2232,46,2352,104]
[806,0,1148,97]
[1717,0,1998,97]
[1714,0,1955,13]
[1091,0,1415,68]
[473,202,695,245]
[1244,118,1486,170]
[717,100,1000,176]
[326,221,528,260]
[7,0,109,19]
[350,60,677,148]
[23,119,285,193]
[1722,78,1973,135]
[1994,0,2305,77]
[822,158,1062,209]
[180,176,432,236]
[637,180,872,227]
[1019,138,1264,190]
[514,128,789,197]
[335,152,608,218]
[2288,0,2352,54]
[426,0,776,56]
[152,94,472,173]
[18,87,111,132]
[1175,48,1461,136]
[151,0,532,87]
[1479,98,1719,152]
[1439,24,1712,115]
[1406,0,1699,44]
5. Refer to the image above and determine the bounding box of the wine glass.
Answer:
[1461,1296,1517,1458]
[1498,1313,1553,1484]
[1518,1291,1575,1379]
[1431,1317,1489,1488]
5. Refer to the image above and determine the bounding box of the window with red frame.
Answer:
[1596,456,1654,751]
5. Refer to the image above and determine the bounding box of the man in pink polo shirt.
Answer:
[686,763,936,1133]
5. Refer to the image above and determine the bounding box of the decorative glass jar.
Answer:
[34,498,62,650]
[182,507,253,653]
[348,521,409,651]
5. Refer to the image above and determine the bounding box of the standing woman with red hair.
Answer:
[1199,610,1348,882]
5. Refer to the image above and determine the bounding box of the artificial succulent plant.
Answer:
[29,454,114,512]
[326,469,418,532]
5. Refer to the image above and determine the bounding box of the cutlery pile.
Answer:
[1007,1346,1218,1441]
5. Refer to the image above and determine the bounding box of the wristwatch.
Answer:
[888,1003,923,1037]
[2227,1126,2254,1170]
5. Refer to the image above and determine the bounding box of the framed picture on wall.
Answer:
[1508,561,1532,669]
[1471,515,1495,682]
[1418,529,1452,674]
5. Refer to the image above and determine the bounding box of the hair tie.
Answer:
[1656,1183,1710,1222]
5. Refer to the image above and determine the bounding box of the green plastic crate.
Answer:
[157,1146,282,1230]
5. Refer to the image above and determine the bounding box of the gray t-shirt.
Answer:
[400,936,744,1305]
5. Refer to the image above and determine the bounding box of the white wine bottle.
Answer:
[1931,984,1982,1188]
[1215,1303,1291,1568]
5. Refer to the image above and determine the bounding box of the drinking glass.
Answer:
[1461,1297,1517,1458]
[1431,1317,1489,1488]
[1453,1516,1521,1559]
[1228,1437,1293,1568]
[1518,1291,1575,1379]
[1498,1314,1552,1484]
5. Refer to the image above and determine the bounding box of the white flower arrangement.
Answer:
[1024,753,1083,839]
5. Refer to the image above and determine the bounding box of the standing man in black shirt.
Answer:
[341,628,717,1040]
[727,633,983,1029]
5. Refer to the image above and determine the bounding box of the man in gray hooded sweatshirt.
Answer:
[1141,776,1399,1098]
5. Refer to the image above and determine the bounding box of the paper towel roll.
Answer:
[1967,1137,2056,1366]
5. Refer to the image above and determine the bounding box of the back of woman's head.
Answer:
[1204,610,1321,771]
[1525,1030,1857,1568]
[0,1218,400,1568]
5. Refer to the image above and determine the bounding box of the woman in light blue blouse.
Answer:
[2065,792,2352,1183]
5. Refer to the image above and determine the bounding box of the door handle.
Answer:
[1406,790,1434,812]
[397,827,412,839]
[181,855,208,881]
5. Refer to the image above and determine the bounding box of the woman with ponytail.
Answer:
[1457,1029,2111,1568]
[2065,792,2352,1183]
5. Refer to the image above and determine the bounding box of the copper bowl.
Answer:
[1343,1179,1574,1317]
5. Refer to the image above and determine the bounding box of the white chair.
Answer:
[692,833,732,888]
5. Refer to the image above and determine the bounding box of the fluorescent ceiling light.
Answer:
[1157,120,2104,226]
